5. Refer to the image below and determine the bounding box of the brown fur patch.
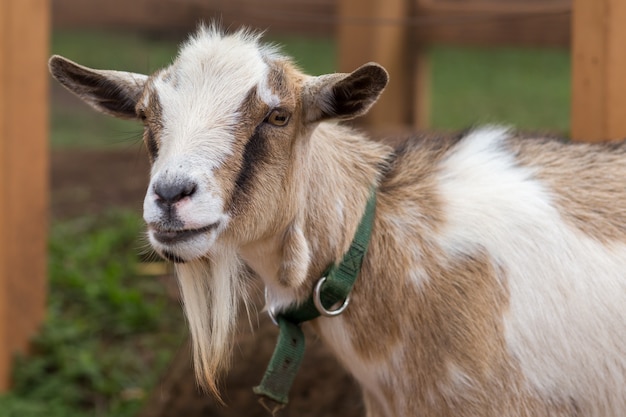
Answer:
[217,60,306,253]
[266,59,292,100]
[292,125,394,295]
[135,75,164,163]
[320,133,584,416]
[137,80,164,163]
[354,239,581,416]
[217,86,268,216]
[307,134,454,359]
[506,136,626,244]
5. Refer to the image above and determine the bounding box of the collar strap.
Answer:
[253,190,377,412]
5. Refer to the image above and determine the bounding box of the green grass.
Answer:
[50,108,143,149]
[430,46,571,134]
[268,34,336,75]
[0,211,185,417]
[51,31,181,73]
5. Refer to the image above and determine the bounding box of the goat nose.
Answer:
[154,179,197,204]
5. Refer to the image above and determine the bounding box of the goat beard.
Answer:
[175,245,245,401]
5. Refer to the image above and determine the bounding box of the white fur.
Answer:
[436,127,626,413]
[319,316,396,416]
[175,244,244,393]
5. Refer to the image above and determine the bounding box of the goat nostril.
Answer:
[182,183,197,198]
[154,180,198,204]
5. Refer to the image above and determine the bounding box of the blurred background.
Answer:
[1,0,620,416]
[49,0,573,148]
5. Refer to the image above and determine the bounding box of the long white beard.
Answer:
[175,244,244,399]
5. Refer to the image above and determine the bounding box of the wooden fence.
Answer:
[338,0,626,142]
[571,0,626,141]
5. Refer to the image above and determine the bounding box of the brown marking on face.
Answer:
[214,59,306,248]
[137,80,164,163]
[160,66,178,87]
[266,59,293,101]
[209,86,264,217]
[506,135,626,244]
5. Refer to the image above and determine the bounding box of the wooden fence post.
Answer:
[338,0,422,132]
[0,0,49,390]
[571,0,626,142]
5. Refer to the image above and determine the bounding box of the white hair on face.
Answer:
[175,244,246,398]
[147,24,284,173]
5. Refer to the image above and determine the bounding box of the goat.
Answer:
[49,25,626,416]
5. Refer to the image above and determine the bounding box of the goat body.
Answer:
[49,26,626,416]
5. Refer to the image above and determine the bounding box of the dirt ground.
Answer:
[51,148,363,416]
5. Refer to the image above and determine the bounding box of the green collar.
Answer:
[253,190,377,413]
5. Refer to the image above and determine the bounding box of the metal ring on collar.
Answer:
[313,276,350,317]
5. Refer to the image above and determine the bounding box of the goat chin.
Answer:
[174,245,245,400]
[150,231,218,264]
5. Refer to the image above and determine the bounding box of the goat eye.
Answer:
[265,109,290,127]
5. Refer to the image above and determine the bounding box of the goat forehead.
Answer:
[158,47,269,120]
[148,35,281,148]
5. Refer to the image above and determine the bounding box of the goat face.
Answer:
[48,26,388,263]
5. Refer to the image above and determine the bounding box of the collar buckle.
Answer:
[313,276,351,317]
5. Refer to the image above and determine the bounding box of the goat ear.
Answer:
[48,55,147,120]
[303,62,389,123]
